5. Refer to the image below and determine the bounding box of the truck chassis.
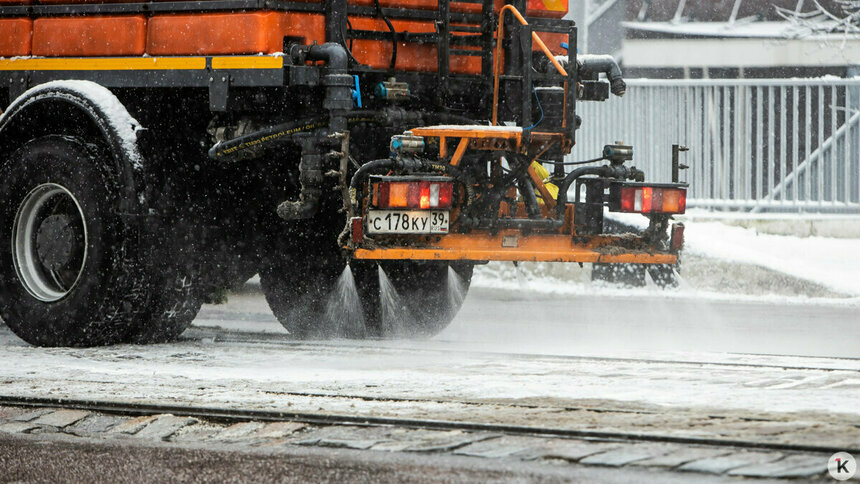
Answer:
[0,0,686,346]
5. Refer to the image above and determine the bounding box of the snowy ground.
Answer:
[1,287,859,449]
[1,216,858,451]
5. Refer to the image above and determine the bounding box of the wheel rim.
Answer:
[12,183,88,302]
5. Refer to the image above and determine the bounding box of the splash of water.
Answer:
[643,267,658,291]
[513,262,529,290]
[447,266,467,317]
[324,264,366,339]
[378,265,413,337]
[672,266,690,291]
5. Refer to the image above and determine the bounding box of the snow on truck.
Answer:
[0,0,687,347]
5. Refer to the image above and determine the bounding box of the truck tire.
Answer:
[124,243,203,344]
[260,236,472,339]
[0,136,152,346]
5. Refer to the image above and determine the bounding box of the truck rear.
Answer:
[0,0,686,346]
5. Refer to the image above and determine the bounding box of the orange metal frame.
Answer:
[353,232,678,264]
[348,6,676,266]
[409,125,563,208]
[349,125,677,265]
[491,5,568,127]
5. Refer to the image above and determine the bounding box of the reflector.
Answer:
[388,182,409,208]
[620,187,634,212]
[662,189,682,213]
[350,217,364,244]
[429,183,440,207]
[438,183,453,208]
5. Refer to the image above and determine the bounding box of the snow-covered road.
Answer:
[1,286,858,449]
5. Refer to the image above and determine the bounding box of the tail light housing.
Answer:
[526,0,569,18]
[370,176,454,210]
[609,182,687,215]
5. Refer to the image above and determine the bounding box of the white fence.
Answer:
[570,78,860,213]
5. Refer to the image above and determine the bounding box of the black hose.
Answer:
[538,156,606,167]
[554,164,646,218]
[373,0,397,70]
[518,178,541,219]
[210,110,480,162]
[342,18,360,66]
[208,116,329,160]
[554,166,613,218]
[350,158,397,193]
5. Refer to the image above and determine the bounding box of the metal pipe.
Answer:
[208,116,328,161]
[277,140,325,220]
[555,166,611,218]
[577,55,626,97]
[278,42,352,220]
[517,178,541,219]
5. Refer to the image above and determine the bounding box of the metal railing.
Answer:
[569,78,860,213]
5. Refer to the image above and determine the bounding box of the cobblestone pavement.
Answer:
[0,406,833,481]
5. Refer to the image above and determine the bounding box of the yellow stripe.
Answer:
[0,57,207,71]
[211,56,284,69]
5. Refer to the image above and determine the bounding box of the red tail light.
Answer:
[350,216,364,244]
[611,184,687,215]
[372,177,454,210]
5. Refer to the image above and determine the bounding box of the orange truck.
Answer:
[0,0,686,346]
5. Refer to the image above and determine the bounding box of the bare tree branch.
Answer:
[776,0,860,34]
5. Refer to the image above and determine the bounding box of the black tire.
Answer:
[0,136,152,346]
[124,236,203,344]
[260,225,472,339]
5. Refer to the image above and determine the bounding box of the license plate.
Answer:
[366,210,449,234]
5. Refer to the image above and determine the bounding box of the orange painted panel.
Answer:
[33,16,146,57]
[537,31,569,55]
[146,12,324,55]
[0,0,31,5]
[348,17,481,74]
[0,18,32,57]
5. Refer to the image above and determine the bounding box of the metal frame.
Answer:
[572,78,860,213]
[0,0,574,122]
